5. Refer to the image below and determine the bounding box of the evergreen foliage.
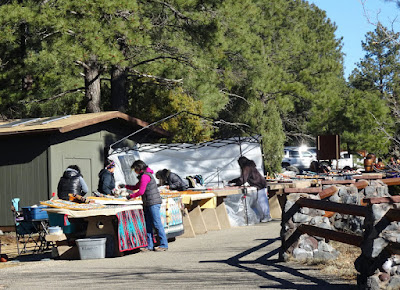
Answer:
[0,0,361,172]
[349,24,398,155]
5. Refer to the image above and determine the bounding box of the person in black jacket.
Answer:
[97,161,116,195]
[229,156,271,222]
[57,165,89,200]
[155,169,188,191]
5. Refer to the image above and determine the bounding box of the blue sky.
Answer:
[307,0,400,79]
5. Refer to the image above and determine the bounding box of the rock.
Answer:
[335,213,342,220]
[313,250,338,261]
[365,186,377,197]
[347,185,358,195]
[0,230,3,235]
[329,194,341,203]
[292,248,313,261]
[338,187,348,197]
[300,207,310,215]
[376,186,389,197]
[318,241,334,252]
[382,231,400,243]
[281,252,290,262]
[334,220,345,230]
[372,237,389,258]
[393,256,400,265]
[310,216,323,225]
[388,276,400,290]
[366,275,380,290]
[343,194,358,204]
[292,213,311,223]
[298,235,318,252]
[349,216,364,235]
[382,258,393,273]
[284,200,295,212]
[372,204,390,222]
[379,272,390,282]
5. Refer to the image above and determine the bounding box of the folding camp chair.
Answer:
[11,198,40,255]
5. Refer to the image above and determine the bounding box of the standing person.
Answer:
[125,160,168,251]
[229,156,272,223]
[57,165,89,200]
[155,169,188,191]
[98,161,116,195]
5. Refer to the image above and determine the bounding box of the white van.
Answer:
[282,147,316,170]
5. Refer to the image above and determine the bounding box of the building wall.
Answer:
[0,121,146,227]
[49,132,105,195]
[0,140,49,226]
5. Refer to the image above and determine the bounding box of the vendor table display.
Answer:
[44,202,145,258]
[160,194,184,239]
[43,195,184,258]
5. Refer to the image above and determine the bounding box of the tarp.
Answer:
[108,137,264,187]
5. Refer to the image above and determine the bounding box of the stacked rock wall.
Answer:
[355,201,400,290]
[281,179,400,289]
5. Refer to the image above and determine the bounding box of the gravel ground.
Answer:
[0,221,357,289]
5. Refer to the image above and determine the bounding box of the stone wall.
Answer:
[280,179,400,289]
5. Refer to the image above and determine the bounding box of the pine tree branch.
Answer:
[75,60,90,70]
[128,70,183,83]
[18,88,84,104]
[147,0,192,23]
[131,55,191,68]
[220,90,251,105]
[368,110,400,145]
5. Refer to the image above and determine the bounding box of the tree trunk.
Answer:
[85,56,101,113]
[111,65,128,112]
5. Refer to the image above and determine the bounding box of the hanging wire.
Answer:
[109,110,261,153]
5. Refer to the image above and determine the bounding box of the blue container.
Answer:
[48,212,76,234]
[22,206,48,221]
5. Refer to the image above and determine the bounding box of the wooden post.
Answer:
[188,206,207,235]
[181,208,196,238]
[216,203,231,229]
[202,208,221,231]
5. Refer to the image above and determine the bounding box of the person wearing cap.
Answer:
[97,161,116,195]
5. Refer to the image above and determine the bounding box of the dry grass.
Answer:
[302,241,361,282]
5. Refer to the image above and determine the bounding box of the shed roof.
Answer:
[0,111,168,136]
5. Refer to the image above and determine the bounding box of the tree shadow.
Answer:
[199,237,357,289]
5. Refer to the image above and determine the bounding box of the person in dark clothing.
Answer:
[98,161,116,195]
[57,165,89,200]
[125,160,168,251]
[155,169,188,191]
[229,156,271,222]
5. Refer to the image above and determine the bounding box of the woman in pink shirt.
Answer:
[126,160,168,251]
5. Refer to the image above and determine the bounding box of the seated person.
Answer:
[98,161,116,195]
[155,169,188,191]
[57,165,88,200]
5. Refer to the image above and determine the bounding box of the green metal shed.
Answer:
[0,111,166,227]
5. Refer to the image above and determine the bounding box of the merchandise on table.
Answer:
[116,209,147,251]
[41,199,105,210]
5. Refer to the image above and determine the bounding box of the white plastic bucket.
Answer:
[76,238,106,260]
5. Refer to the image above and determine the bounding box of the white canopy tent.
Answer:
[108,137,264,187]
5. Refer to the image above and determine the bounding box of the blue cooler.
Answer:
[22,206,48,221]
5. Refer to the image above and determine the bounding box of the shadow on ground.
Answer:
[199,237,356,289]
